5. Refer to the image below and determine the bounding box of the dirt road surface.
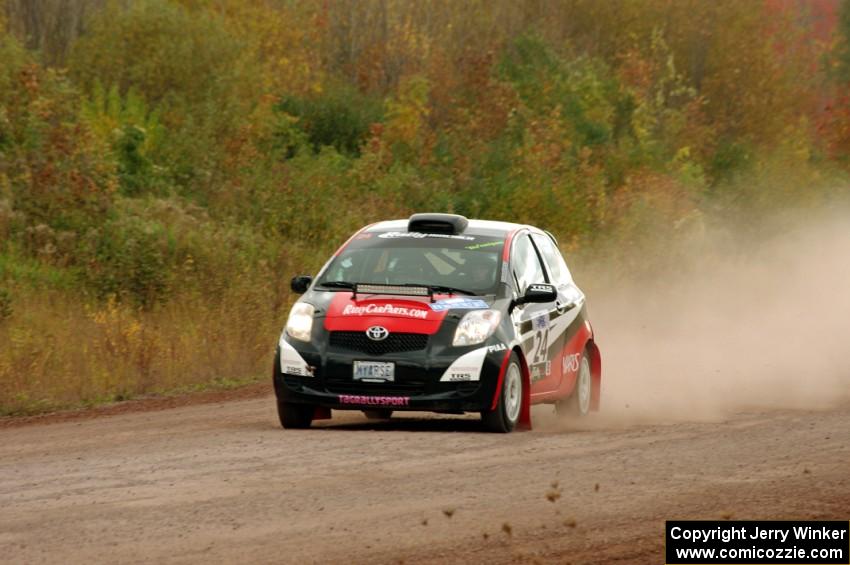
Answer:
[3,215,850,563]
[1,397,848,564]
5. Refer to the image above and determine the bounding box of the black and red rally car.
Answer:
[273,213,601,432]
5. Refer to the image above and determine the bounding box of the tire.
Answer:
[363,409,393,420]
[277,399,314,429]
[482,353,523,433]
[556,348,591,419]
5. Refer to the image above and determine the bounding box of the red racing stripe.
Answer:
[502,229,518,260]
[334,223,377,256]
[489,349,514,411]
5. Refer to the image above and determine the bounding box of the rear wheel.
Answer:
[482,353,523,433]
[277,400,314,429]
[363,409,393,420]
[556,349,591,418]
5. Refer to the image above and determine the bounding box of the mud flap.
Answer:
[516,353,532,431]
[586,340,602,411]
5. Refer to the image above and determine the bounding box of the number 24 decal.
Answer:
[532,328,549,365]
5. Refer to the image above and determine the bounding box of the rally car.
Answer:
[273,213,601,432]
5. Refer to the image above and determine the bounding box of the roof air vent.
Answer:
[407,213,468,235]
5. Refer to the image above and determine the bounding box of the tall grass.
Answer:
[0,286,284,415]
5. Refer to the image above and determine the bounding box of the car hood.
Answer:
[321,292,492,334]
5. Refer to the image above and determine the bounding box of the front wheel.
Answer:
[482,353,523,433]
[277,400,314,429]
[556,349,591,419]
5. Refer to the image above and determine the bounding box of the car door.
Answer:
[509,233,560,394]
[530,232,586,393]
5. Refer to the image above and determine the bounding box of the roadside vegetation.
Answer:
[1,0,849,414]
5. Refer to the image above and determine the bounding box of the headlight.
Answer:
[285,302,315,342]
[452,309,501,346]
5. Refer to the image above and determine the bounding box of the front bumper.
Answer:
[273,339,506,412]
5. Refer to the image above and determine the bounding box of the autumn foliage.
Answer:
[0,0,848,413]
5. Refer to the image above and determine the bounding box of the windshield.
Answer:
[317,231,505,295]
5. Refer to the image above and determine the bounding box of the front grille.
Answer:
[329,331,428,355]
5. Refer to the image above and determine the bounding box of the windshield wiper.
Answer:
[317,281,356,290]
[428,285,479,297]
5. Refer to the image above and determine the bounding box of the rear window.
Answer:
[317,231,505,294]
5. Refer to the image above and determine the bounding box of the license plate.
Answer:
[353,361,395,382]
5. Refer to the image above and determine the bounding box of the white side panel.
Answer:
[278,335,314,377]
[515,299,583,345]
[545,305,581,344]
[439,346,489,382]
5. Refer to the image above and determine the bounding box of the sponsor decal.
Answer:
[529,313,551,369]
[487,343,507,353]
[532,312,549,330]
[378,231,475,241]
[530,361,551,382]
[338,395,410,406]
[529,284,552,293]
[429,297,490,311]
[464,241,502,250]
[342,303,429,319]
[562,352,580,373]
[446,365,478,381]
[446,372,473,382]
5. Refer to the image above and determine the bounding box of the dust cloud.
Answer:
[580,207,850,426]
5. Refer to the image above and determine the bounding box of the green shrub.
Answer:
[709,139,753,186]
[277,82,384,156]
[68,0,259,200]
[0,31,117,235]
[0,288,12,322]
[81,82,167,197]
[498,35,618,149]
[82,213,172,308]
[69,1,248,109]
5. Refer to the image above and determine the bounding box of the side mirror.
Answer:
[290,275,313,294]
[512,283,557,311]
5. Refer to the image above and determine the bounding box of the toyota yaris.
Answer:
[273,213,601,432]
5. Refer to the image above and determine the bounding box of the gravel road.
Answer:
[1,395,848,564]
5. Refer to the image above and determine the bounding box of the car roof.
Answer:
[366,218,541,238]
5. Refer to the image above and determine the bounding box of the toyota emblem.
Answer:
[366,326,389,341]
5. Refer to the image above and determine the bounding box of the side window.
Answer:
[511,234,547,292]
[531,233,572,286]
